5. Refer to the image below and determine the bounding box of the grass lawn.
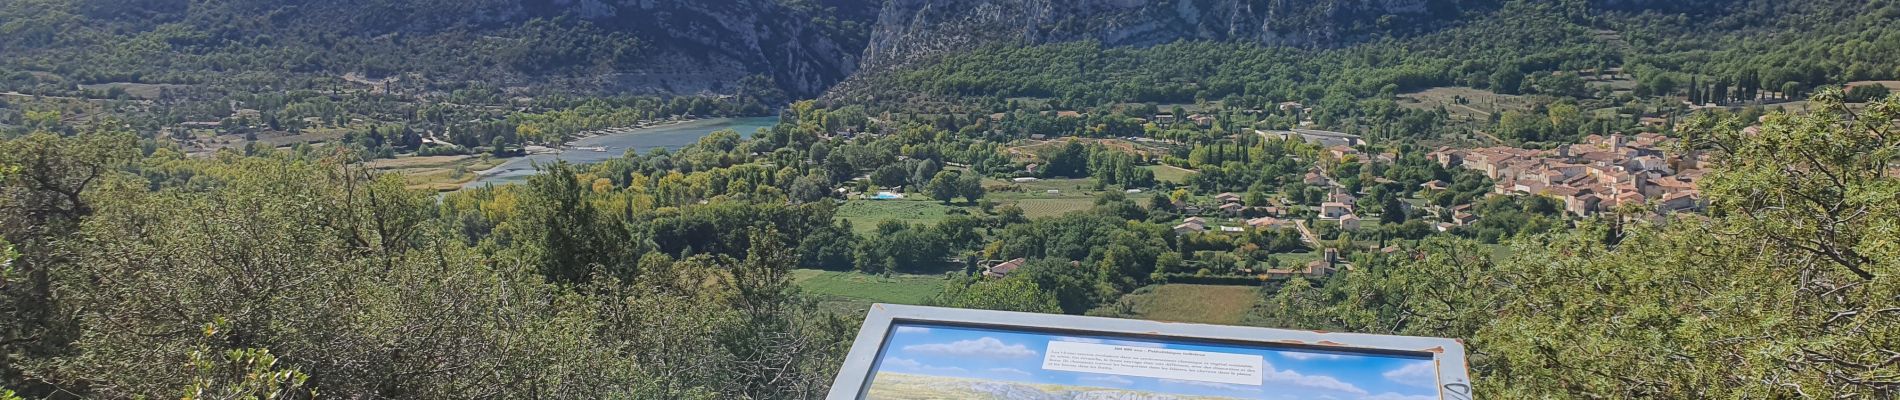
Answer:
[1267,251,1323,267]
[792,269,949,314]
[1008,198,1095,219]
[988,177,1155,218]
[1144,165,1198,184]
[1115,284,1262,325]
[834,199,966,233]
[1000,177,1095,193]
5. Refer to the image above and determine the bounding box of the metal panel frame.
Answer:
[826,303,1473,399]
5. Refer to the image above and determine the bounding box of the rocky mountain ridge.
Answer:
[6,0,1765,99]
[0,0,885,98]
[278,0,882,98]
[858,0,1503,70]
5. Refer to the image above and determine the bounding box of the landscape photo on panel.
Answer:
[862,323,1440,400]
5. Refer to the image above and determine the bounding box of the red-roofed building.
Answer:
[982,258,1028,278]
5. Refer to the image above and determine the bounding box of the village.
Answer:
[1128,128,1711,284]
[1432,131,1706,216]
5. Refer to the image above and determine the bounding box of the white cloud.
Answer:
[1160,379,1265,393]
[1359,393,1435,400]
[923,365,968,374]
[987,368,1032,376]
[1266,369,1368,395]
[881,357,922,369]
[1382,361,1437,388]
[893,326,931,334]
[880,357,966,374]
[903,337,1038,358]
[1079,375,1134,387]
[1262,361,1368,395]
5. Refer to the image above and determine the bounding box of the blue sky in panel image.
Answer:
[864,323,1442,400]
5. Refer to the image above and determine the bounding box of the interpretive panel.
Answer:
[860,322,1441,399]
[1042,341,1263,385]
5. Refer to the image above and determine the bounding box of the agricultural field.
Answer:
[0,92,111,118]
[1110,284,1262,325]
[792,269,948,314]
[1145,164,1197,184]
[992,177,1094,193]
[1003,137,1170,161]
[834,199,966,233]
[253,127,351,148]
[76,82,187,99]
[365,154,507,191]
[987,177,1155,218]
[838,177,1156,230]
[1011,198,1098,219]
[1397,86,1537,122]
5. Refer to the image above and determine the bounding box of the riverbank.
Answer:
[363,154,510,192]
[460,116,780,189]
[539,116,709,152]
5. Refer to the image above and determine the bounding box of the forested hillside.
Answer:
[860,0,1503,69]
[837,0,1900,110]
[0,0,881,97]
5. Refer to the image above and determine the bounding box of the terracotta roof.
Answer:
[984,258,1028,278]
[1542,185,1582,197]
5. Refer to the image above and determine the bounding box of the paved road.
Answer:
[1293,220,1321,246]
